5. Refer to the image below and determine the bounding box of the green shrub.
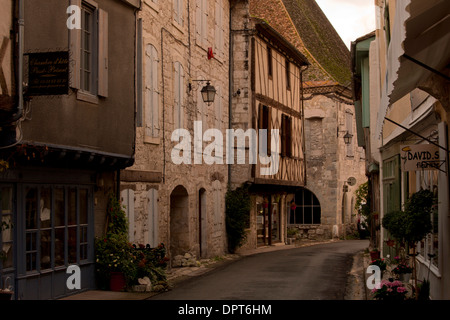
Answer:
[225,184,251,253]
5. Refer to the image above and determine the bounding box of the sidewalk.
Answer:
[62,239,365,300]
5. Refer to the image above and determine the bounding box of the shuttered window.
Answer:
[69,0,108,98]
[214,0,224,57]
[259,104,271,156]
[174,61,185,129]
[173,0,184,26]
[281,114,292,157]
[120,189,135,242]
[196,0,208,47]
[147,189,159,248]
[145,44,159,138]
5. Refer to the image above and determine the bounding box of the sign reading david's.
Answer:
[401,144,441,171]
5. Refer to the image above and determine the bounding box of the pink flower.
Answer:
[397,287,407,293]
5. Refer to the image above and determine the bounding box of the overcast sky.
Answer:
[316,0,376,49]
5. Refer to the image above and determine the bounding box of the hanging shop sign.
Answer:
[27,51,69,96]
[401,144,443,171]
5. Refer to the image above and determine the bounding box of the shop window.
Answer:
[24,186,92,274]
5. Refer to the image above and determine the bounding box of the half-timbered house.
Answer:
[230,1,309,249]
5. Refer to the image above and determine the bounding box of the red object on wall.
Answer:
[208,47,214,60]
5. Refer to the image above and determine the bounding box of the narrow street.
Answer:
[150,240,368,300]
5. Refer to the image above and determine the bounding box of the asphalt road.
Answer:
[150,240,368,300]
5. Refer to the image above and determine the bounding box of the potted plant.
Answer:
[369,248,380,260]
[94,193,136,291]
[393,262,413,282]
[382,189,434,299]
[371,279,408,301]
[370,258,387,272]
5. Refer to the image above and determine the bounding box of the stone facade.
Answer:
[302,93,367,239]
[120,0,230,264]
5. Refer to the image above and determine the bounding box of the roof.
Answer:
[254,19,310,68]
[250,0,353,87]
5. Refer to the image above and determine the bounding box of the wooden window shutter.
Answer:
[98,9,108,97]
[69,0,81,89]
[179,64,185,127]
[281,115,286,156]
[267,106,272,156]
[202,0,208,43]
[174,62,180,128]
[287,116,292,157]
[145,48,152,136]
[151,46,159,137]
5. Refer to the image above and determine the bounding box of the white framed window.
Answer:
[174,61,185,129]
[196,0,208,47]
[173,0,184,26]
[69,0,108,100]
[145,44,160,138]
[214,0,224,58]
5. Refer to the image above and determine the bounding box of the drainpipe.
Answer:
[228,2,234,190]
[14,0,24,121]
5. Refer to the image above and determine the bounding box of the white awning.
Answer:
[376,0,450,137]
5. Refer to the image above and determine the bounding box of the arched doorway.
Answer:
[170,185,189,259]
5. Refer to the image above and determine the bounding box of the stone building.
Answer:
[0,0,139,299]
[239,0,367,243]
[120,0,230,264]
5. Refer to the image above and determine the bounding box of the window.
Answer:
[214,0,224,58]
[69,0,108,99]
[267,46,273,78]
[0,187,14,270]
[290,189,321,225]
[174,61,185,129]
[285,59,291,90]
[281,114,292,157]
[196,0,208,47]
[173,0,183,26]
[24,186,92,273]
[145,44,160,138]
[80,4,95,94]
[259,104,271,156]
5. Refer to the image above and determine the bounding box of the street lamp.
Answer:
[190,80,216,106]
[343,131,353,145]
[200,81,216,106]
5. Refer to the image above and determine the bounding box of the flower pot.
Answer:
[110,272,126,292]
[399,273,412,283]
[0,290,13,300]
[370,251,380,260]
